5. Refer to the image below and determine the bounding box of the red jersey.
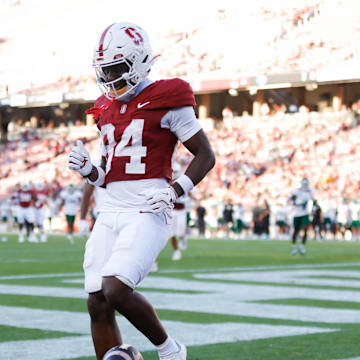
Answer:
[90,78,195,185]
[34,189,48,209]
[17,189,34,208]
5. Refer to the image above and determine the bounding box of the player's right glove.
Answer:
[79,219,90,236]
[140,186,177,214]
[68,140,93,177]
[140,186,177,224]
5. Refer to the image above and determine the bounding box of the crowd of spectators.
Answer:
[0,124,99,198]
[142,0,360,79]
[173,103,360,237]
[2,104,360,239]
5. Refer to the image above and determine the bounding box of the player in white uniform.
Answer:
[350,200,360,241]
[275,202,289,240]
[67,22,215,360]
[34,181,49,242]
[0,198,11,242]
[46,188,60,231]
[233,202,245,239]
[16,181,37,243]
[59,184,82,244]
[289,178,315,255]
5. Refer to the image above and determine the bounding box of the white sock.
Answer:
[156,336,180,358]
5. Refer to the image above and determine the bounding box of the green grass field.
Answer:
[0,233,360,360]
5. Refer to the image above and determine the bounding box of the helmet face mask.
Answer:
[93,22,154,100]
[95,61,130,97]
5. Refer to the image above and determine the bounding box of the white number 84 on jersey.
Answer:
[101,119,147,175]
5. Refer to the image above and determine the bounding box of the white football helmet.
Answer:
[93,22,155,100]
[35,181,45,191]
[21,181,31,192]
[301,177,309,188]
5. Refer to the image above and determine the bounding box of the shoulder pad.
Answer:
[142,78,195,110]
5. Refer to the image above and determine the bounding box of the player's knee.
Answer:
[87,292,113,322]
[102,276,131,309]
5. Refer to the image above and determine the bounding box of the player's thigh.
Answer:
[17,208,26,224]
[84,213,117,294]
[35,209,45,226]
[174,210,186,237]
[102,212,170,289]
[66,215,75,225]
[25,208,35,224]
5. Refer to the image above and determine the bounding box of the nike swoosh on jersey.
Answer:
[137,101,150,108]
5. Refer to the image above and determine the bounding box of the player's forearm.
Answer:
[186,148,215,185]
[80,198,90,219]
[84,165,106,187]
[85,165,99,182]
[80,184,95,219]
[173,149,215,197]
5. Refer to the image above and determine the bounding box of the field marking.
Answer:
[156,261,360,273]
[0,273,83,280]
[0,306,336,360]
[194,269,360,288]
[0,262,359,280]
[2,270,360,323]
[0,268,357,359]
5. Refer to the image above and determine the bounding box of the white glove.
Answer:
[68,140,93,177]
[79,219,90,236]
[140,186,177,214]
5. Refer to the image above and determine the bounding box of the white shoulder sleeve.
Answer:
[160,106,202,143]
[100,135,107,157]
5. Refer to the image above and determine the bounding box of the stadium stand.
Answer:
[1,0,360,238]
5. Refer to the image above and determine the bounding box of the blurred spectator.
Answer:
[196,202,206,237]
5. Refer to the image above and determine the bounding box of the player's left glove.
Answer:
[140,186,177,214]
[68,140,93,177]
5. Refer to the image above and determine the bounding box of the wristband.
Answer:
[85,166,105,187]
[174,174,194,194]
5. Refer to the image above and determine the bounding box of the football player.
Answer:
[0,197,11,242]
[16,181,37,243]
[34,181,49,242]
[59,184,82,244]
[46,188,59,231]
[68,22,215,360]
[289,177,315,255]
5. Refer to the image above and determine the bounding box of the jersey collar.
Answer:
[121,78,154,103]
